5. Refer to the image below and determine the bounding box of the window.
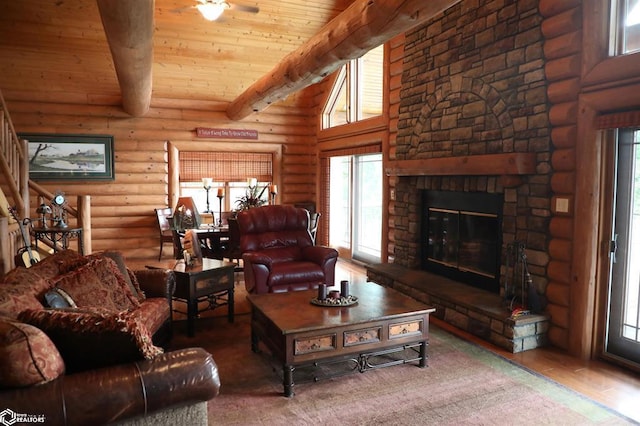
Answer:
[611,0,640,55]
[178,152,272,214]
[321,45,384,129]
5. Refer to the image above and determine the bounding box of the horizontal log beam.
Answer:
[97,0,154,117]
[385,153,537,176]
[226,0,461,120]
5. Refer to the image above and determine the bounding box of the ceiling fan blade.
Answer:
[230,3,259,14]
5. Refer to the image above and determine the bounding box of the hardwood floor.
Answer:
[336,259,640,424]
[133,255,640,422]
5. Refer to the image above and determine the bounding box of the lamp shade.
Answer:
[173,197,202,229]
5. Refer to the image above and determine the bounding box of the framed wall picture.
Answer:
[21,134,115,181]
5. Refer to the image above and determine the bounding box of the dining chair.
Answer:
[221,217,242,270]
[154,208,174,260]
[308,212,321,245]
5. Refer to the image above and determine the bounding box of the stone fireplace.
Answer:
[367,0,553,352]
[389,0,552,307]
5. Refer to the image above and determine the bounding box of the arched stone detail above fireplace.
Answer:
[407,76,515,160]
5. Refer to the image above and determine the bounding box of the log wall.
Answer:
[3,93,317,260]
[538,0,582,353]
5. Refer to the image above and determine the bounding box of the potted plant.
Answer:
[234,178,268,212]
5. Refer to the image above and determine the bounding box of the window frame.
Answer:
[583,0,640,88]
[320,45,385,132]
[610,0,640,55]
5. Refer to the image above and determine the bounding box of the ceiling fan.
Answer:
[192,0,259,21]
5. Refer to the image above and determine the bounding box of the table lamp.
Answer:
[173,197,202,230]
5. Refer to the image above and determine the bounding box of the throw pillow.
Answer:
[58,251,146,301]
[50,257,141,312]
[2,267,50,296]
[0,285,43,319]
[101,251,146,301]
[18,308,163,374]
[0,317,65,389]
[29,249,84,280]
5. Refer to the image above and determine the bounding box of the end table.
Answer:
[150,258,236,337]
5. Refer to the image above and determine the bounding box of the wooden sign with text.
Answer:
[196,127,258,140]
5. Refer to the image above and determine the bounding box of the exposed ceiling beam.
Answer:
[97,0,154,117]
[226,0,461,120]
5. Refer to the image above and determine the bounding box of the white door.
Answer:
[329,153,382,263]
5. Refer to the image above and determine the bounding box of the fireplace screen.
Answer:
[427,209,499,277]
[423,191,502,293]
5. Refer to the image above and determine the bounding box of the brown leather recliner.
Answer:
[237,205,338,294]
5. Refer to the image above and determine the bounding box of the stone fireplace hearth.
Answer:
[366,262,549,353]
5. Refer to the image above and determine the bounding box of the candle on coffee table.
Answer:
[340,280,349,298]
[317,284,327,300]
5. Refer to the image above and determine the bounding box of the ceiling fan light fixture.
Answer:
[196,1,230,21]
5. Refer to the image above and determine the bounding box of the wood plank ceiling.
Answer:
[0,0,459,118]
[0,0,351,109]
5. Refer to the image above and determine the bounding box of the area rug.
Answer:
[169,313,637,426]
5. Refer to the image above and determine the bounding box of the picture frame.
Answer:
[21,133,115,181]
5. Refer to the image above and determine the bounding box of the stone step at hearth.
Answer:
[365,263,549,353]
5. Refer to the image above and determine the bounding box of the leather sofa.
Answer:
[2,347,219,425]
[0,250,220,425]
[237,205,338,294]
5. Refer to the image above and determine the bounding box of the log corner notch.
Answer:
[226,0,462,121]
[97,0,154,117]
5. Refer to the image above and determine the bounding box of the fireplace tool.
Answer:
[503,241,532,316]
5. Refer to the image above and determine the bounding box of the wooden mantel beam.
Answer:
[97,0,154,117]
[226,0,461,120]
[385,153,538,176]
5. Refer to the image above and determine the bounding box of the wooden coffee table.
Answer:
[247,281,436,397]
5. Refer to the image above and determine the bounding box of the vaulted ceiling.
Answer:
[0,0,458,119]
[0,0,350,105]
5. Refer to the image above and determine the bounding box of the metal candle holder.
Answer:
[203,181,212,213]
[217,193,224,227]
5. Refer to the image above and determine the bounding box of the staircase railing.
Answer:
[0,89,28,216]
[0,89,92,274]
[0,89,28,274]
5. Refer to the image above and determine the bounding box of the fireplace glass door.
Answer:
[423,191,502,293]
[427,208,499,278]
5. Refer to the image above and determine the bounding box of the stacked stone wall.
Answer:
[393,0,552,300]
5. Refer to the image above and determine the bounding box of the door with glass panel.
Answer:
[329,153,382,263]
[605,128,640,367]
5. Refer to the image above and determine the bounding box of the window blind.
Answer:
[179,152,272,182]
[319,143,381,158]
[596,110,640,129]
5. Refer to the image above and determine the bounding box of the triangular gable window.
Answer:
[322,45,383,129]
